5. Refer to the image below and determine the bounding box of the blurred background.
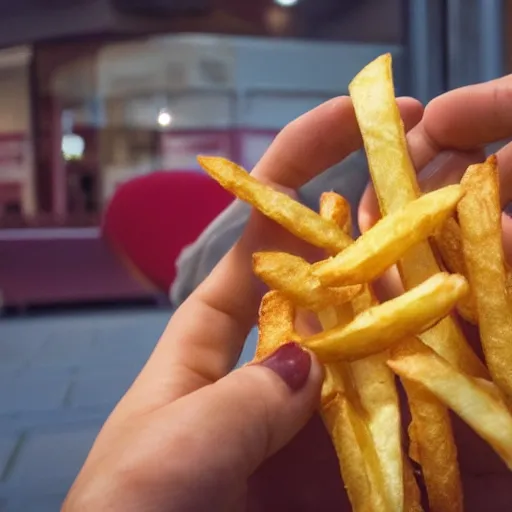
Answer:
[0,0,509,509]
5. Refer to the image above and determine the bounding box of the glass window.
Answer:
[2,0,406,229]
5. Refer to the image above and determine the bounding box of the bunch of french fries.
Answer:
[197,54,512,511]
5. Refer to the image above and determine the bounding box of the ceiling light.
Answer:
[158,110,172,127]
[274,0,298,7]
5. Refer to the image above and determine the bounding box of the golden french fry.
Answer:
[458,157,512,399]
[320,306,391,512]
[315,185,464,286]
[389,339,512,470]
[320,191,352,237]
[197,156,351,253]
[348,284,408,512]
[322,393,388,512]
[402,379,462,512]
[436,216,512,306]
[320,192,404,512]
[253,252,361,312]
[349,53,486,379]
[349,53,419,211]
[349,54,469,512]
[303,273,468,362]
[254,291,298,361]
[434,217,478,324]
[402,454,424,512]
[320,324,390,511]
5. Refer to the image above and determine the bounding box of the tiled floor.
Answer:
[0,307,258,511]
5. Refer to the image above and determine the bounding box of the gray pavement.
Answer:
[0,307,258,511]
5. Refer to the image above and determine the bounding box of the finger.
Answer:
[118,96,423,414]
[358,145,484,234]
[134,345,324,511]
[358,76,512,234]
[422,74,512,151]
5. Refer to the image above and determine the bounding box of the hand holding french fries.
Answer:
[197,54,512,511]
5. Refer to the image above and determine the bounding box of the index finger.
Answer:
[422,75,512,151]
[118,96,423,414]
[358,77,512,232]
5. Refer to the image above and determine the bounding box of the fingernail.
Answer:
[418,151,454,182]
[418,151,482,193]
[257,342,311,391]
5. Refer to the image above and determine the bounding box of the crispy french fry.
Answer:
[458,157,512,399]
[321,330,389,512]
[349,54,420,210]
[322,393,388,511]
[303,273,468,362]
[320,191,352,236]
[320,298,390,512]
[403,454,424,512]
[389,339,512,470]
[320,193,404,512]
[435,216,512,323]
[197,156,351,253]
[348,53,486,379]
[252,252,361,312]
[434,217,478,324]
[401,379,462,512]
[254,291,299,361]
[349,54,480,512]
[348,285,409,512]
[315,185,464,286]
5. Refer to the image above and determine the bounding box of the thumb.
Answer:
[173,342,324,478]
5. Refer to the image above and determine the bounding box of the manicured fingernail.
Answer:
[258,342,311,391]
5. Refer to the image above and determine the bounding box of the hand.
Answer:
[62,96,422,512]
[359,75,512,510]
[63,75,512,511]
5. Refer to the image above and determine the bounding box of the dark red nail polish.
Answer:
[258,342,311,391]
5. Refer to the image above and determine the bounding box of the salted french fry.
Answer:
[458,157,512,399]
[403,454,424,512]
[348,53,486,379]
[319,193,404,512]
[436,216,512,322]
[252,252,361,312]
[322,393,388,511]
[197,156,351,253]
[315,185,464,286]
[349,54,478,512]
[434,217,478,324]
[319,193,356,327]
[389,339,512,470]
[346,284,410,512]
[320,191,352,236]
[303,273,468,362]
[254,291,299,361]
[320,300,390,512]
[401,379,462,511]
